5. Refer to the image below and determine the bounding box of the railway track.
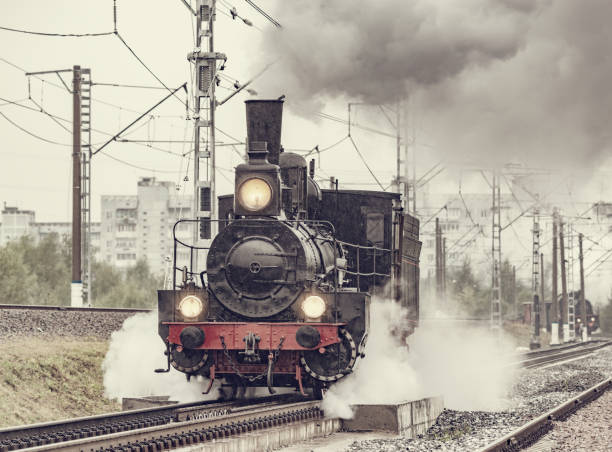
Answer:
[0,304,152,314]
[0,394,314,451]
[512,340,612,369]
[477,377,612,452]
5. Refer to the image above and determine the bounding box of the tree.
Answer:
[0,236,161,308]
[91,259,160,309]
[447,259,489,317]
[0,243,38,304]
[18,234,71,305]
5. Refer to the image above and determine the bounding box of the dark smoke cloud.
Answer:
[260,0,612,169]
[261,0,542,104]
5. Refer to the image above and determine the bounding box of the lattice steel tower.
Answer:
[490,171,502,331]
[189,0,226,254]
[530,208,541,348]
[566,223,576,340]
[80,68,92,306]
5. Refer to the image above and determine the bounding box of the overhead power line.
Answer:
[348,136,385,191]
[114,32,187,109]
[0,55,181,117]
[92,82,168,90]
[0,111,71,146]
[243,0,282,27]
[0,25,114,37]
[100,153,182,174]
[93,83,188,156]
[0,96,184,157]
[0,103,183,173]
[316,111,397,139]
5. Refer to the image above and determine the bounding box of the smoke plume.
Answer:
[260,0,612,168]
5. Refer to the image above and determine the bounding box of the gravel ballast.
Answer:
[345,347,612,452]
[544,389,612,452]
[0,308,142,340]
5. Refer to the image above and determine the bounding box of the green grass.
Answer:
[0,337,120,428]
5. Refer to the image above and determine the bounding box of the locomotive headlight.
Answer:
[178,295,204,319]
[237,177,272,211]
[591,317,596,321]
[301,295,326,319]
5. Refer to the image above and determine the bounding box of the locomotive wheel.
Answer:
[169,346,208,373]
[300,328,357,382]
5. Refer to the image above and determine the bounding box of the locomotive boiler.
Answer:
[156,98,421,397]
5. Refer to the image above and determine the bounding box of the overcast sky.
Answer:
[1,0,610,224]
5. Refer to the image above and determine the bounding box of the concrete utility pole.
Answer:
[72,65,82,307]
[579,233,588,341]
[540,252,545,332]
[189,0,225,258]
[26,66,92,307]
[512,265,517,318]
[395,103,401,196]
[559,220,570,342]
[551,211,560,345]
[403,118,414,215]
[530,210,541,349]
[435,218,442,299]
[490,171,502,331]
[442,237,447,298]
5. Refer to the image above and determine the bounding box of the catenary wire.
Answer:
[243,0,281,27]
[0,25,114,37]
[348,135,385,191]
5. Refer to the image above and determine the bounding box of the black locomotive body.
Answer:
[156,99,421,397]
[574,297,600,334]
[544,291,600,336]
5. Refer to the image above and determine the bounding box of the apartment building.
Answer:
[0,203,100,252]
[100,177,193,275]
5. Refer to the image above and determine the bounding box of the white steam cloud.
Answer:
[322,299,517,419]
[102,312,217,403]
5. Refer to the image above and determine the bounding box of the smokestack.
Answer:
[245,99,284,165]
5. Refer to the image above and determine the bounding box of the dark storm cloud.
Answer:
[261,0,612,168]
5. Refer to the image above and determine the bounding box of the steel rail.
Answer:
[16,400,322,452]
[0,394,307,449]
[0,304,152,314]
[476,378,612,452]
[512,341,611,369]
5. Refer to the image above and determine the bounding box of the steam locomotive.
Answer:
[156,99,421,397]
[574,295,600,335]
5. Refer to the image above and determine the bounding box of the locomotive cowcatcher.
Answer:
[156,98,421,398]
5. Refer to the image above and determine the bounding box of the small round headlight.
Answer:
[238,177,272,211]
[301,295,326,319]
[179,295,203,318]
